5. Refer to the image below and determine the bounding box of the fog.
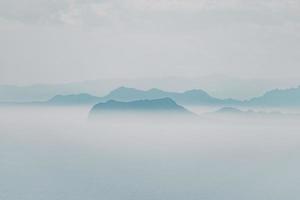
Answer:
[1,106,300,200]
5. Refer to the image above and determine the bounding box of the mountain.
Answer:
[13,86,240,106]
[44,86,300,107]
[245,86,300,107]
[98,87,241,106]
[2,76,300,102]
[3,85,300,107]
[89,98,195,117]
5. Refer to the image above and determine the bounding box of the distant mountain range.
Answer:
[2,76,299,102]
[89,98,194,117]
[2,86,300,107]
[47,86,240,106]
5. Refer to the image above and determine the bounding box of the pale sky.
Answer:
[1,0,300,85]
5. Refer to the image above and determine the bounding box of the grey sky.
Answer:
[1,0,300,85]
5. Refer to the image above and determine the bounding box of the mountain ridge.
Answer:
[2,85,300,107]
[98,86,241,106]
[245,86,300,107]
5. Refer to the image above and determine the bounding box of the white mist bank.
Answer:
[1,106,300,200]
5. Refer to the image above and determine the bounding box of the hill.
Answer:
[89,98,195,117]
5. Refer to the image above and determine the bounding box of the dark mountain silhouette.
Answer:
[89,98,195,117]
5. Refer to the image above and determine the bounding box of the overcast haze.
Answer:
[1,0,300,85]
[2,2,300,199]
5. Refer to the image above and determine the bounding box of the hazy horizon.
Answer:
[1,74,300,101]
